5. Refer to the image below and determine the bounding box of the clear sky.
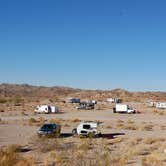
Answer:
[0,0,166,91]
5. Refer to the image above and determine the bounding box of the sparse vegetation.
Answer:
[1,84,166,165]
[0,98,8,103]
[71,118,81,123]
[141,124,154,131]
[0,145,35,166]
[142,153,164,166]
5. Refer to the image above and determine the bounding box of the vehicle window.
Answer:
[47,125,53,130]
[83,125,91,129]
[41,124,47,130]
[48,106,51,111]
[52,124,56,129]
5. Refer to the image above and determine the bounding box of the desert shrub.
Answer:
[28,117,45,126]
[71,119,81,123]
[106,125,113,129]
[29,136,74,154]
[126,120,135,124]
[0,145,35,166]
[64,123,70,127]
[142,154,164,166]
[21,112,28,116]
[117,119,124,123]
[0,98,8,103]
[13,97,24,106]
[127,138,143,146]
[143,138,165,145]
[111,137,125,144]
[77,139,91,152]
[49,118,63,125]
[141,124,154,131]
[28,118,37,124]
[160,125,166,130]
[124,124,139,130]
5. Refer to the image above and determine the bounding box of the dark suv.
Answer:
[37,123,61,137]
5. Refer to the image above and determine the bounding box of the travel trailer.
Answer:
[156,102,166,109]
[107,98,122,103]
[34,105,59,114]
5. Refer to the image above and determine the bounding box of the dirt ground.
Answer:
[1,102,166,165]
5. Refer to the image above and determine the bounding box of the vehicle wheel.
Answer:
[72,128,77,136]
[113,108,116,113]
[98,132,102,137]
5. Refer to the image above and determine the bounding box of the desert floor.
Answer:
[1,102,166,166]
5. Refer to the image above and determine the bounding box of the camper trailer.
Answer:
[107,98,122,103]
[72,121,102,137]
[34,105,59,114]
[156,102,166,109]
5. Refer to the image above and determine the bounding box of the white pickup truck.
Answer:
[113,104,136,114]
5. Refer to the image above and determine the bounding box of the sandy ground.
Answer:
[1,107,166,146]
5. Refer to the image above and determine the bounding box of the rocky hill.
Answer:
[0,84,166,102]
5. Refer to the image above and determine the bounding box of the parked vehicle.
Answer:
[147,101,157,107]
[156,102,166,109]
[72,121,102,137]
[50,106,59,113]
[76,102,95,110]
[113,104,136,114]
[67,98,81,103]
[37,123,61,137]
[34,105,59,114]
[107,98,122,103]
[89,100,97,104]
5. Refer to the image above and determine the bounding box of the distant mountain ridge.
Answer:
[0,83,166,101]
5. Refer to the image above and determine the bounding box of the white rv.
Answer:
[34,105,59,114]
[147,101,157,107]
[107,98,122,103]
[156,102,166,109]
[113,104,135,114]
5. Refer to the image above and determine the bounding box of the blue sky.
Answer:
[0,0,166,91]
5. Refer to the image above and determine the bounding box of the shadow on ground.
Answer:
[60,133,73,138]
[101,133,125,139]
[60,132,125,139]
